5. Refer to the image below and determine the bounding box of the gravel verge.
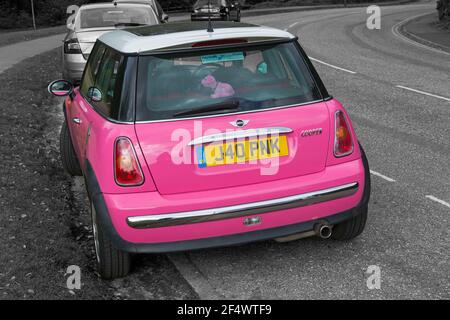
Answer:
[0,48,197,300]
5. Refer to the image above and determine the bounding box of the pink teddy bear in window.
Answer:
[201,74,235,99]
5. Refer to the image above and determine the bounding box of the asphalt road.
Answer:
[166,1,449,299]
[1,1,449,300]
[0,34,64,73]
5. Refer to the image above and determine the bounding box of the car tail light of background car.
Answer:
[115,137,144,186]
[334,110,354,157]
[64,38,82,54]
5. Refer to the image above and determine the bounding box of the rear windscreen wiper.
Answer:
[173,100,240,118]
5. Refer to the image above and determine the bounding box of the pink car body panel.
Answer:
[66,85,365,245]
[104,158,364,243]
[135,101,332,195]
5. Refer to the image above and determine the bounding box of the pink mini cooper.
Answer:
[49,21,370,279]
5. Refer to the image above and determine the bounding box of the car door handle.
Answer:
[72,118,82,125]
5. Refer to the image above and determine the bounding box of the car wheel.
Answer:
[331,143,370,240]
[331,203,368,241]
[91,202,131,279]
[60,121,82,176]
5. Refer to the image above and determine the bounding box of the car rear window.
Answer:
[78,6,157,29]
[195,0,225,6]
[136,41,322,121]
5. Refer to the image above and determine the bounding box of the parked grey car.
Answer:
[191,0,241,22]
[63,2,159,84]
[112,0,169,23]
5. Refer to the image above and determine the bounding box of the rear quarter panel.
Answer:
[83,103,157,194]
[325,98,361,166]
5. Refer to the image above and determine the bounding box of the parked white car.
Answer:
[63,2,159,84]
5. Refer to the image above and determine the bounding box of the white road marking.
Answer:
[287,21,299,30]
[370,170,396,182]
[425,195,450,209]
[309,57,357,74]
[396,85,450,102]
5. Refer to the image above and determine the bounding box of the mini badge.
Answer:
[230,119,249,128]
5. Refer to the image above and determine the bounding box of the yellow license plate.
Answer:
[196,136,289,168]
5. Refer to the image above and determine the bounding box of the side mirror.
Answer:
[162,14,169,23]
[88,87,102,102]
[48,80,74,97]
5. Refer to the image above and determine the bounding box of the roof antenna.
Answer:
[207,0,214,33]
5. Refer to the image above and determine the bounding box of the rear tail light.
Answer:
[64,38,82,54]
[334,111,353,157]
[115,138,144,186]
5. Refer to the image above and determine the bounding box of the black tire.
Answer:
[60,121,82,176]
[331,203,368,241]
[91,202,131,279]
[331,143,370,240]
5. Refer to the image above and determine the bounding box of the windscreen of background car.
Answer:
[136,41,322,121]
[78,6,157,29]
[195,0,225,7]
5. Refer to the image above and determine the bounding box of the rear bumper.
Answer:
[127,182,359,229]
[62,53,86,83]
[104,204,361,254]
[85,156,369,254]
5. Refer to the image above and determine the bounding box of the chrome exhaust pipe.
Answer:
[314,222,332,239]
[274,222,333,243]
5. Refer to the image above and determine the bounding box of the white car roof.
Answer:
[98,21,296,54]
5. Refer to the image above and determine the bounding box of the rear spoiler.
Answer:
[140,37,297,55]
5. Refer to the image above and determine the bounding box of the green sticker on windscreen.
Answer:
[201,52,244,64]
[257,62,268,74]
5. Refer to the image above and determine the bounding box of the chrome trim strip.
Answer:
[126,182,359,229]
[133,99,325,124]
[188,127,293,146]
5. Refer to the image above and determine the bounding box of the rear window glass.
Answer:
[80,42,105,97]
[195,0,225,6]
[136,41,322,121]
[91,49,124,119]
[78,6,157,29]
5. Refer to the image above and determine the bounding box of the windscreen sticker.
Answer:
[201,52,245,64]
[196,146,207,168]
[257,62,268,74]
